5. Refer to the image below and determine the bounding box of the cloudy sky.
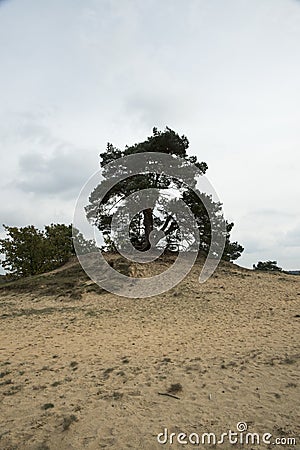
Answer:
[0,0,299,271]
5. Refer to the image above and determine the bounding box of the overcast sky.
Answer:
[0,0,299,271]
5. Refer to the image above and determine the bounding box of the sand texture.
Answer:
[0,258,299,449]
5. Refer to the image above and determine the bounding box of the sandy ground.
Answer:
[0,261,299,449]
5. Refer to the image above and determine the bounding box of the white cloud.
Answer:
[0,0,299,270]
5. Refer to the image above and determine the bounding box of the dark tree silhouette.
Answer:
[253,260,282,272]
[86,127,244,261]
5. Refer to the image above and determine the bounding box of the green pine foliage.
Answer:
[0,224,95,278]
[86,127,244,261]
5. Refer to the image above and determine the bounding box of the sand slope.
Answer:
[0,260,299,449]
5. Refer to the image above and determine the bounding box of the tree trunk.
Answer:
[142,208,153,251]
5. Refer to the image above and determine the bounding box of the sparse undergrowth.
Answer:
[0,262,104,300]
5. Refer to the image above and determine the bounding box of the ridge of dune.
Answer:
[0,257,299,449]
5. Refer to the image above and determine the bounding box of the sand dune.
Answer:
[0,259,299,449]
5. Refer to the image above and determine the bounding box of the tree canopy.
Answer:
[253,260,282,272]
[0,223,95,278]
[86,127,244,261]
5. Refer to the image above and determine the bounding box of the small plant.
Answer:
[286,382,297,388]
[281,356,296,365]
[0,379,12,386]
[103,367,114,379]
[121,357,129,364]
[167,383,183,394]
[0,370,10,378]
[62,414,78,431]
[3,385,22,396]
[85,310,98,317]
[70,361,78,370]
[112,391,123,400]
